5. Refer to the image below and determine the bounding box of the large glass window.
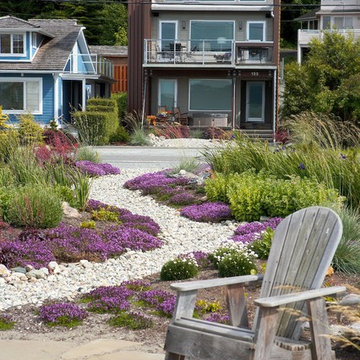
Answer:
[247,22,265,41]
[0,79,41,113]
[322,16,331,29]
[246,82,264,122]
[190,21,234,51]
[334,16,353,29]
[0,33,24,54]
[189,79,232,111]
[158,79,177,111]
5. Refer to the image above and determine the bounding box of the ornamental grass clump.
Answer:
[0,315,15,331]
[180,202,232,222]
[108,312,153,330]
[6,184,63,228]
[39,303,87,327]
[160,255,199,281]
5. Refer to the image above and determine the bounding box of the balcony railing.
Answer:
[144,39,274,66]
[67,53,113,78]
[298,29,360,45]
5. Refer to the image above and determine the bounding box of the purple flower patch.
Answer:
[75,161,120,177]
[180,202,232,222]
[205,312,230,324]
[138,289,177,317]
[168,192,197,206]
[39,303,87,325]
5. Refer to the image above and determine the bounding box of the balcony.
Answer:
[66,53,113,79]
[144,39,274,66]
[298,29,360,46]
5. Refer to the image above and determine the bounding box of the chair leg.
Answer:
[307,298,333,360]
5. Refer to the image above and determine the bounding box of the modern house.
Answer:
[0,16,114,125]
[297,0,360,63]
[89,45,128,93]
[128,0,281,135]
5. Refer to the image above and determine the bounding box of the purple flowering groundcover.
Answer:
[75,161,120,177]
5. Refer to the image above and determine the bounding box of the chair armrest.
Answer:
[254,286,346,308]
[171,275,263,292]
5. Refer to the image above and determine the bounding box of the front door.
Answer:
[246,81,265,122]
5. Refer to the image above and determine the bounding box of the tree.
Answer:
[281,32,360,124]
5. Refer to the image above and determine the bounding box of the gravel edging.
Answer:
[0,169,240,310]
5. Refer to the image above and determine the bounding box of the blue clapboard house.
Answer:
[0,16,114,125]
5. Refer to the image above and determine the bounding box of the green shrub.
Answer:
[109,126,130,143]
[205,173,233,203]
[0,315,14,331]
[91,208,119,223]
[18,113,43,145]
[332,207,360,274]
[130,128,150,146]
[108,312,153,330]
[80,220,96,229]
[209,247,240,269]
[160,257,199,281]
[249,227,274,260]
[72,110,118,145]
[218,251,257,278]
[111,92,127,121]
[6,184,63,228]
[54,185,76,207]
[75,146,99,163]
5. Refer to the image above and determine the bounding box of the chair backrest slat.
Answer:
[253,207,342,339]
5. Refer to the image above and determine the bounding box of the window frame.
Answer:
[188,78,232,112]
[246,81,265,122]
[0,77,43,115]
[246,21,266,42]
[0,33,26,56]
[158,78,178,110]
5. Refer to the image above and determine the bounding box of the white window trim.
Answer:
[246,81,265,122]
[188,78,232,112]
[0,33,26,56]
[159,20,178,51]
[158,78,178,110]
[189,20,236,49]
[0,77,43,115]
[246,21,266,42]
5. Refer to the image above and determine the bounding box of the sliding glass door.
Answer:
[158,79,177,111]
[160,21,177,51]
[246,82,265,122]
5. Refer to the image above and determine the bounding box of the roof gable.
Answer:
[0,15,39,30]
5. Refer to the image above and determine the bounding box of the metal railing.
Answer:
[66,53,113,78]
[298,29,360,45]
[144,39,274,66]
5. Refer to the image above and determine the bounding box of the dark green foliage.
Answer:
[282,32,360,124]
[108,312,153,330]
[218,252,257,278]
[160,258,199,281]
[6,185,63,229]
[109,126,130,144]
[111,92,128,121]
[249,227,274,260]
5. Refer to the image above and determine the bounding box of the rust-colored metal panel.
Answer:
[128,0,151,113]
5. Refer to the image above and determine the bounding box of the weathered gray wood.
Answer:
[173,290,197,320]
[307,298,333,360]
[163,206,343,360]
[174,318,254,341]
[170,275,263,292]
[165,353,184,360]
[253,307,279,360]
[226,284,249,328]
[254,286,346,308]
[165,324,253,360]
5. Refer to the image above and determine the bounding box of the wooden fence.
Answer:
[112,65,128,93]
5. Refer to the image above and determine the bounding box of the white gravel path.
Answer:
[0,169,240,310]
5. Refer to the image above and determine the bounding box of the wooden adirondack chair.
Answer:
[164,206,346,360]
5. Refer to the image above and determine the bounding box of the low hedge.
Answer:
[111,92,127,122]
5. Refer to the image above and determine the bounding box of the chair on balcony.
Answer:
[173,107,190,126]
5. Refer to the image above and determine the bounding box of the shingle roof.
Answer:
[0,15,39,29]
[294,8,319,22]
[89,45,128,57]
[0,17,82,71]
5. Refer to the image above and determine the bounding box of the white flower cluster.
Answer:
[177,253,198,267]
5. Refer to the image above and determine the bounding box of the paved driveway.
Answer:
[95,146,205,169]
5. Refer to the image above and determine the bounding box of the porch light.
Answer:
[181,20,186,30]
[238,21,242,30]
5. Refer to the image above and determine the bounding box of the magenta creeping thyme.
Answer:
[180,202,232,222]
[205,312,230,324]
[39,303,87,325]
[168,192,197,206]
[138,289,177,317]
[75,161,120,176]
